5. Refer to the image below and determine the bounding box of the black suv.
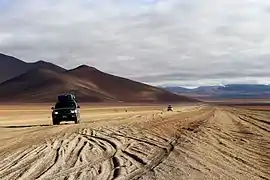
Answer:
[51,100,81,125]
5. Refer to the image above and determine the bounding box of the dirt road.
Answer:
[0,104,269,180]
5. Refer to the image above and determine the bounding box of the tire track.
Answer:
[0,106,212,180]
[0,125,180,180]
[1,106,268,179]
[146,108,270,180]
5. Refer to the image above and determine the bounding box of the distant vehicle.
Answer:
[167,104,173,111]
[51,93,81,125]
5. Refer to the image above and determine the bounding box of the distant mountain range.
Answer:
[164,84,270,100]
[0,53,197,103]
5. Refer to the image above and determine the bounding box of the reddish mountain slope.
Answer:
[0,53,66,83]
[0,65,198,103]
[67,65,197,102]
[0,68,114,102]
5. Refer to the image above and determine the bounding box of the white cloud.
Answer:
[1,0,270,87]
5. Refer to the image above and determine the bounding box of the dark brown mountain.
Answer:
[0,67,112,102]
[0,65,198,103]
[0,53,66,83]
[67,65,197,102]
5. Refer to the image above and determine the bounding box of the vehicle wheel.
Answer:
[53,119,60,125]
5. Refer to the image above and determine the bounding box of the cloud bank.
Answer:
[1,0,270,87]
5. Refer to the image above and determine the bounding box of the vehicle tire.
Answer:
[74,117,79,124]
[53,119,60,125]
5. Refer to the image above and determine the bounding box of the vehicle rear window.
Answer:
[55,101,77,109]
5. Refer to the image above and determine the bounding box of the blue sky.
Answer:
[0,0,11,10]
[0,0,270,87]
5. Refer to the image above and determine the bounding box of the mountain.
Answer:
[163,87,192,94]
[0,53,66,83]
[164,84,270,99]
[0,67,112,102]
[212,84,270,99]
[0,64,198,103]
[68,65,198,102]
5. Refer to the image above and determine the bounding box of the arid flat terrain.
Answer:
[0,104,269,180]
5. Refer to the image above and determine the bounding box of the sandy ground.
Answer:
[0,104,269,180]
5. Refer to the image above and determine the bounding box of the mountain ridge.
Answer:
[0,53,66,83]
[0,53,198,103]
[164,84,270,99]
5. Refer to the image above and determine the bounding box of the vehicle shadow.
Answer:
[0,123,73,129]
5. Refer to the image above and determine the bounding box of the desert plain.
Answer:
[0,103,269,180]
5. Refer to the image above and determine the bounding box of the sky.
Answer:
[1,0,270,87]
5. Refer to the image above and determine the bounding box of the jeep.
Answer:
[51,100,81,125]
